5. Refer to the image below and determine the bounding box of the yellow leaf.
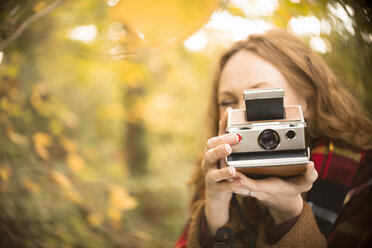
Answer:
[0,164,11,181]
[64,189,83,205]
[22,177,41,194]
[108,207,122,222]
[108,206,124,230]
[50,170,72,189]
[51,171,83,205]
[30,83,50,116]
[343,193,350,205]
[0,98,19,116]
[33,2,46,12]
[0,95,20,117]
[87,212,104,227]
[32,132,52,161]
[4,64,18,78]
[66,153,85,172]
[8,132,29,146]
[226,6,246,18]
[49,119,63,135]
[33,132,52,146]
[0,97,10,111]
[35,145,49,160]
[59,136,78,152]
[108,184,138,211]
[112,0,218,44]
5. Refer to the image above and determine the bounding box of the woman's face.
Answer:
[218,50,307,119]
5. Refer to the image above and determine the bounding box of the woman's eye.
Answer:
[219,101,238,107]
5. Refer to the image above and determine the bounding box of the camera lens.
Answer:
[258,129,280,150]
[285,130,296,140]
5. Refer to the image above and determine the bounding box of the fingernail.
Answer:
[225,144,231,154]
[240,179,245,186]
[229,166,235,175]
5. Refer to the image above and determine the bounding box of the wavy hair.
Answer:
[191,29,372,191]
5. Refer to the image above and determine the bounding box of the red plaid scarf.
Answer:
[308,138,372,247]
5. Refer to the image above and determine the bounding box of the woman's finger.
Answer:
[204,144,232,164]
[234,162,317,197]
[210,178,244,193]
[202,144,232,172]
[235,172,293,196]
[207,133,240,149]
[235,171,260,192]
[305,161,318,182]
[287,161,317,192]
[206,166,236,183]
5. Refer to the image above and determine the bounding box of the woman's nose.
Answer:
[238,100,245,110]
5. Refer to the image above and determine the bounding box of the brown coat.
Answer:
[186,197,326,248]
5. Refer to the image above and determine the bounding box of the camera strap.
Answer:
[215,226,235,248]
[214,194,259,247]
[231,194,257,248]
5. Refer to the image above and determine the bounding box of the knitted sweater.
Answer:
[175,139,372,247]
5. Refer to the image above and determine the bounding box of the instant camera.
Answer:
[226,88,310,177]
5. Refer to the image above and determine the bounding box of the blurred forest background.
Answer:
[0,0,371,247]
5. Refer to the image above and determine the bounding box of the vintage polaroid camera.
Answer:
[226,88,310,177]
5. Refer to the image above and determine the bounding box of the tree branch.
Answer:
[0,0,66,51]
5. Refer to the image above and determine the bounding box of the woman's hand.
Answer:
[235,162,318,225]
[202,108,244,235]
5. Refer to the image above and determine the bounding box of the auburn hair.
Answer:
[191,29,372,192]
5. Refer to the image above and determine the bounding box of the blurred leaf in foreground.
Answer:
[32,132,52,161]
[0,164,11,182]
[112,0,219,44]
[66,153,85,172]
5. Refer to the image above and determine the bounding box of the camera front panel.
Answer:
[229,123,306,153]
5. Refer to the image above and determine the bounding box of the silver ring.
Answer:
[238,189,253,198]
[248,190,253,197]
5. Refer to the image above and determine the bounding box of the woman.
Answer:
[175,29,372,248]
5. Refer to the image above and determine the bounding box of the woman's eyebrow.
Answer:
[217,91,235,101]
[250,82,273,88]
[219,82,275,96]
[218,91,235,98]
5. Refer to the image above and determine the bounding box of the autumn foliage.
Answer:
[0,0,371,247]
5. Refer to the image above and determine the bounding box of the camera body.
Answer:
[226,88,310,177]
